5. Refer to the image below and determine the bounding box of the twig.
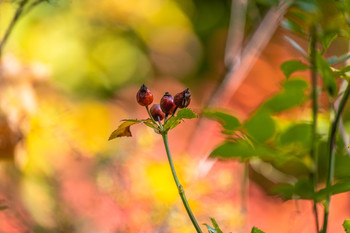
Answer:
[321,82,350,233]
[309,25,320,233]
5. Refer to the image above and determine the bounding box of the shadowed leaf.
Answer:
[210,140,255,160]
[280,60,309,79]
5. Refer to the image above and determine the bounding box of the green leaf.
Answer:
[210,218,223,233]
[163,108,197,132]
[316,53,337,96]
[280,60,309,79]
[203,109,240,134]
[177,108,198,119]
[280,123,311,146]
[0,205,8,211]
[343,219,350,233]
[251,226,265,233]
[321,32,337,53]
[205,224,217,233]
[210,140,255,160]
[281,19,306,36]
[263,79,308,113]
[316,182,350,202]
[245,109,275,142]
[272,184,294,200]
[272,179,315,201]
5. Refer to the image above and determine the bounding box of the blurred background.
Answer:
[0,0,350,232]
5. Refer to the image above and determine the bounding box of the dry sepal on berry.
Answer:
[136,84,153,106]
[150,104,165,121]
[160,92,176,115]
[174,88,191,108]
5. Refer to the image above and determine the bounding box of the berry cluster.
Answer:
[136,84,191,123]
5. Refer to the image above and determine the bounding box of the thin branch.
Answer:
[0,0,47,57]
[224,0,248,70]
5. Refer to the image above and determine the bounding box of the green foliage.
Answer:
[343,220,350,233]
[280,60,309,79]
[251,226,265,233]
[210,140,255,160]
[316,53,337,96]
[204,218,224,233]
[203,110,241,134]
[245,109,275,142]
[163,108,197,132]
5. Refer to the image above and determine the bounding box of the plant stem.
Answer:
[161,132,203,233]
[241,161,249,213]
[309,25,320,233]
[321,83,350,233]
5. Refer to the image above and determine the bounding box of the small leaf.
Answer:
[109,121,140,140]
[316,52,337,96]
[280,60,309,79]
[109,119,157,140]
[210,140,255,160]
[210,218,223,233]
[245,109,275,142]
[280,123,311,146]
[204,224,217,233]
[251,226,265,233]
[343,219,350,233]
[316,182,350,202]
[177,108,198,119]
[163,108,197,132]
[203,109,240,134]
[321,32,337,53]
[263,79,308,113]
[0,206,8,211]
[281,19,306,36]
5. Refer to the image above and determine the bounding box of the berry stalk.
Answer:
[161,132,203,233]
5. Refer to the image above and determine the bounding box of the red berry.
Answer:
[136,84,153,106]
[174,88,191,108]
[150,104,165,121]
[160,92,176,115]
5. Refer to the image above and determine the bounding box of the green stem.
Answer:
[309,25,320,233]
[161,133,203,233]
[241,162,249,213]
[321,83,350,233]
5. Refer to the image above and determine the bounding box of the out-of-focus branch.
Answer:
[224,0,248,70]
[210,0,292,107]
[0,0,47,58]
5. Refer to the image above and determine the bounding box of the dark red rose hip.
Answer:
[136,84,153,106]
[160,92,176,115]
[150,104,165,121]
[174,88,191,108]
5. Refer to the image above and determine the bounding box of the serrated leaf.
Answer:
[163,117,181,131]
[343,220,350,233]
[251,226,265,233]
[203,109,240,134]
[245,109,275,142]
[316,53,337,96]
[177,108,198,119]
[280,60,309,79]
[210,140,255,160]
